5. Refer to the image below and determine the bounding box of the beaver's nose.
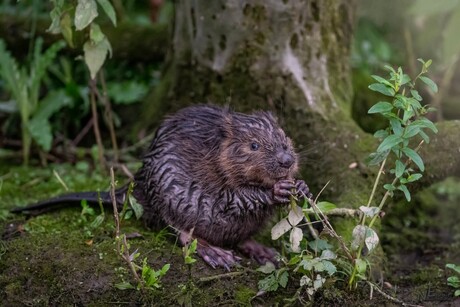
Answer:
[277,152,294,168]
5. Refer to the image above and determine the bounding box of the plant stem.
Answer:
[99,70,119,162]
[362,158,387,222]
[89,78,106,170]
[110,167,143,287]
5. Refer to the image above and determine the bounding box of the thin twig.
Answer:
[110,167,142,286]
[72,118,94,146]
[89,78,106,169]
[99,70,119,162]
[110,167,121,252]
[197,270,247,283]
[366,281,423,307]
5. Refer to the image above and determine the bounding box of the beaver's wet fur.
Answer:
[12,105,311,269]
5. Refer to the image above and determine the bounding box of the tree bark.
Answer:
[141,0,459,208]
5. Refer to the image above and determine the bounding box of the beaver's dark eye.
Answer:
[250,142,260,151]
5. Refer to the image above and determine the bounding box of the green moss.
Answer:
[234,285,257,305]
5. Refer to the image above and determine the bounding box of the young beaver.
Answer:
[12,105,311,269]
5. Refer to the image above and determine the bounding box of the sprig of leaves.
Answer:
[48,0,117,79]
[348,59,438,289]
[366,59,438,201]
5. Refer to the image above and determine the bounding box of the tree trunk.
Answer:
[141,0,460,207]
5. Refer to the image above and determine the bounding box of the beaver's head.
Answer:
[219,111,299,188]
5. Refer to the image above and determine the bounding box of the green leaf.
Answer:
[308,239,332,252]
[160,263,170,275]
[419,76,438,93]
[278,271,289,288]
[395,160,405,178]
[33,90,72,121]
[412,117,438,133]
[402,147,424,171]
[377,134,403,152]
[90,214,105,229]
[128,195,144,219]
[455,289,460,297]
[48,0,65,34]
[407,97,422,109]
[371,75,394,88]
[373,129,389,139]
[390,118,403,136]
[366,150,389,166]
[368,83,395,96]
[89,23,106,44]
[115,282,135,290]
[384,184,395,191]
[403,125,420,139]
[321,260,337,276]
[447,276,460,287]
[96,0,117,26]
[75,0,99,31]
[384,65,396,74]
[419,130,430,143]
[257,262,276,274]
[60,13,74,48]
[355,258,367,275]
[83,36,111,79]
[402,109,414,123]
[320,250,337,260]
[258,274,279,292]
[411,89,423,101]
[368,101,393,114]
[27,118,52,151]
[407,173,423,182]
[398,184,411,202]
[400,74,411,85]
[316,201,337,213]
[446,263,460,275]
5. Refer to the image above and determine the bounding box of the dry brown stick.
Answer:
[89,78,106,169]
[72,118,94,147]
[99,70,119,162]
[110,167,142,286]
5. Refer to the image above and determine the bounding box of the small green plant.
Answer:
[446,264,460,297]
[265,59,438,302]
[348,58,438,288]
[0,38,65,164]
[183,238,198,266]
[257,262,289,292]
[108,169,169,291]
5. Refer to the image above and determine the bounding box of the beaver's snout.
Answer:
[276,151,295,168]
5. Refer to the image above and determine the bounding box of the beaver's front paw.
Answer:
[272,179,296,204]
[295,179,313,200]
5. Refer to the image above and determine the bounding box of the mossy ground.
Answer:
[1,162,459,306]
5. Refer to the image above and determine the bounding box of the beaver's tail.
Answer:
[11,186,128,216]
